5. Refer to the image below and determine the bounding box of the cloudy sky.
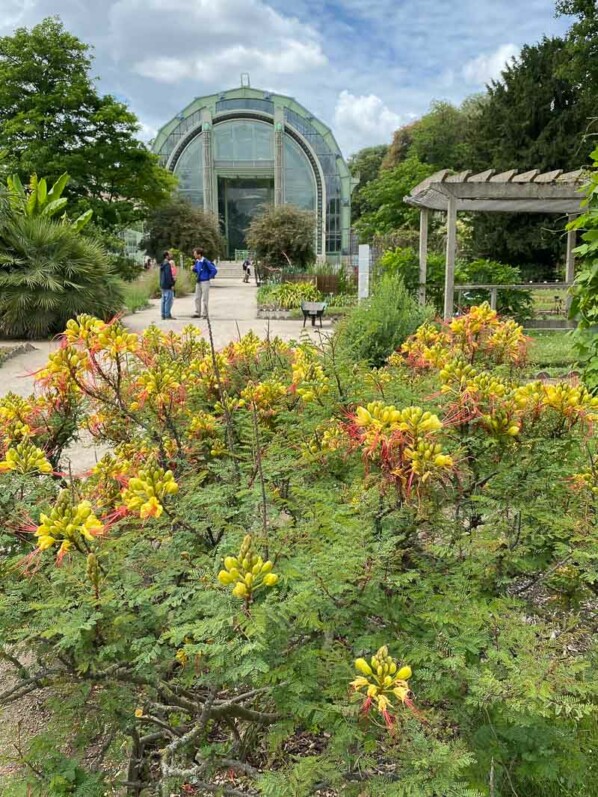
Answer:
[1,0,570,156]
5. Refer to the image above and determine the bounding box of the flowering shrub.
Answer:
[0,308,595,797]
[401,302,528,369]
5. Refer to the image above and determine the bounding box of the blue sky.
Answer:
[0,0,571,155]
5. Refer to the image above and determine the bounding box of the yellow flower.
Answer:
[218,535,279,601]
[351,646,413,726]
[0,439,53,475]
[35,492,104,555]
[121,465,178,520]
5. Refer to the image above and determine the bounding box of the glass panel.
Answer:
[283,135,316,211]
[218,177,274,258]
[214,120,273,161]
[172,134,204,207]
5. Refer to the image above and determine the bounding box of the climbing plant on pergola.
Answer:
[404,168,585,319]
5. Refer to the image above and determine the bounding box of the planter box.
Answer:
[256,309,293,320]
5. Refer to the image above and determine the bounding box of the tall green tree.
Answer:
[556,0,598,95]
[348,145,388,222]
[0,17,175,230]
[467,36,595,275]
[470,37,593,172]
[354,156,435,242]
[382,98,485,172]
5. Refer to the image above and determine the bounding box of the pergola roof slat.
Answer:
[534,169,563,183]
[467,168,495,182]
[404,165,585,214]
[512,169,540,182]
[489,169,518,182]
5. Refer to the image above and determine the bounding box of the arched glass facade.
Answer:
[154,87,354,260]
[173,133,204,207]
[214,119,273,162]
[283,135,316,211]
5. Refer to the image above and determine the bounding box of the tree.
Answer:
[142,196,225,262]
[556,0,598,97]
[0,18,176,230]
[470,37,594,173]
[354,156,435,242]
[466,36,596,275]
[382,98,485,172]
[348,145,388,222]
[381,121,419,169]
[0,198,123,338]
[246,204,315,268]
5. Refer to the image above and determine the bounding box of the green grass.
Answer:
[527,330,577,371]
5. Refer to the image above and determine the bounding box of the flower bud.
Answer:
[354,658,373,676]
[232,582,248,599]
[263,573,279,587]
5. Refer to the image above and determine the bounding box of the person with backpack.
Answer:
[191,247,218,318]
[159,250,176,320]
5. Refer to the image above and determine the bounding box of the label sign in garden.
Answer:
[358,243,370,300]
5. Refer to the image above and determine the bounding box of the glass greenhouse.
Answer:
[152,86,356,260]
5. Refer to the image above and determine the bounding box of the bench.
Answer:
[301,301,327,328]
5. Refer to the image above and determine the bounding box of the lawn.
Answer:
[526,329,577,372]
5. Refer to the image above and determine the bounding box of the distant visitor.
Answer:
[159,250,176,321]
[192,248,218,319]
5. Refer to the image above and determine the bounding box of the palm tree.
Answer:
[0,211,123,339]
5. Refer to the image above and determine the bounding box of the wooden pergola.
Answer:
[404,168,586,319]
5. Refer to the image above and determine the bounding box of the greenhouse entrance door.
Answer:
[218,177,274,258]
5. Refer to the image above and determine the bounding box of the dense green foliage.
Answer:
[0,197,122,338]
[379,248,534,320]
[0,308,596,796]
[354,157,435,242]
[348,145,389,222]
[335,273,431,365]
[0,18,175,230]
[569,149,598,390]
[247,204,316,269]
[383,98,484,173]
[142,196,224,262]
[257,281,321,310]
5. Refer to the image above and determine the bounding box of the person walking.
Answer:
[159,250,176,320]
[242,257,251,283]
[192,247,218,318]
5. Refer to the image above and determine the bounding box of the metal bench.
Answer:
[301,301,327,328]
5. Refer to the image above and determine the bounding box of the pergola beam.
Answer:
[444,195,457,321]
[565,214,578,312]
[418,208,428,306]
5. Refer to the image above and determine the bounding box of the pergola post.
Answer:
[418,208,428,306]
[443,194,457,320]
[565,214,577,313]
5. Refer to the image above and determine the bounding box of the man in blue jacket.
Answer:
[159,250,176,320]
[191,247,218,319]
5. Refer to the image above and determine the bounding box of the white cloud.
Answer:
[134,40,326,84]
[0,0,38,30]
[333,90,401,155]
[462,43,519,86]
[111,0,326,84]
